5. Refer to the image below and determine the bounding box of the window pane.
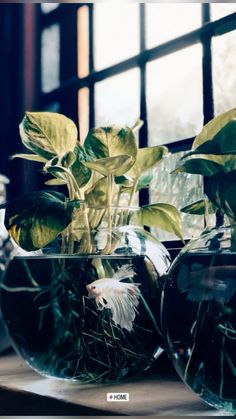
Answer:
[44,103,60,113]
[147,44,203,146]
[213,30,236,115]
[146,4,201,49]
[41,25,60,93]
[211,3,236,21]
[41,4,59,14]
[94,4,139,70]
[78,88,89,144]
[95,69,140,127]
[77,6,89,78]
[150,152,204,241]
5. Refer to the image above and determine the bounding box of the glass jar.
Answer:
[0,174,12,353]
[1,206,170,382]
[161,223,236,414]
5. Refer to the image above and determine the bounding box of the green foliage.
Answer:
[185,120,236,157]
[11,153,47,163]
[139,203,184,241]
[193,108,236,148]
[174,108,236,222]
[206,170,236,221]
[6,112,182,252]
[84,125,138,160]
[0,191,75,251]
[127,146,168,180]
[20,112,78,159]
[173,158,225,176]
[83,155,134,177]
[181,199,215,215]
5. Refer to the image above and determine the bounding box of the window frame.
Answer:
[40,4,236,149]
[39,4,236,254]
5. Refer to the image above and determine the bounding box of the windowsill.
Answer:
[0,351,222,416]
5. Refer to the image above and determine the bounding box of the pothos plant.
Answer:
[1,112,183,254]
[171,109,236,396]
[173,107,236,246]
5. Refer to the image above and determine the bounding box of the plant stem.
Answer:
[104,174,113,253]
[128,178,139,207]
[80,204,92,253]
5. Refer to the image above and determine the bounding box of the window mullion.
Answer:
[139,3,149,206]
[88,4,95,129]
[201,3,214,125]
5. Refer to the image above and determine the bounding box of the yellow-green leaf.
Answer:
[206,170,236,221]
[0,191,74,251]
[11,153,47,163]
[83,155,134,177]
[186,120,236,158]
[140,203,183,240]
[71,144,92,188]
[85,177,118,207]
[19,112,78,159]
[44,178,67,186]
[127,146,168,180]
[84,125,137,160]
[193,108,236,148]
[173,158,225,176]
[181,199,215,215]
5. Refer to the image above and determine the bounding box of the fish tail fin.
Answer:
[113,264,136,282]
[109,282,141,331]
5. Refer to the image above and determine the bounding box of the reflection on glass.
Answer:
[41,25,60,93]
[147,44,203,145]
[211,3,236,20]
[41,3,59,14]
[95,69,140,127]
[94,4,139,70]
[150,152,204,241]
[213,30,236,116]
[77,6,89,78]
[146,4,201,48]
[78,87,89,144]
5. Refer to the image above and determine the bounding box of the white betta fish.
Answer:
[86,264,140,331]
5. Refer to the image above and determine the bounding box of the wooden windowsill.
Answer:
[0,351,224,416]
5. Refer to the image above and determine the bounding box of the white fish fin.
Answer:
[106,282,140,331]
[95,295,106,310]
[112,264,136,282]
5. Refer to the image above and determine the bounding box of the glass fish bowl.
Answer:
[161,223,236,414]
[1,206,170,382]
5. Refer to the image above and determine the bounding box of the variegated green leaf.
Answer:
[139,203,183,240]
[83,155,134,177]
[11,153,47,163]
[71,144,92,188]
[84,125,137,160]
[193,108,236,148]
[85,177,118,206]
[206,170,236,221]
[44,178,67,186]
[173,158,225,176]
[19,112,78,159]
[181,199,215,215]
[0,191,75,251]
[119,172,153,192]
[44,152,76,181]
[185,120,236,158]
[127,146,168,180]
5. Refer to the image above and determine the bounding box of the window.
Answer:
[40,4,236,243]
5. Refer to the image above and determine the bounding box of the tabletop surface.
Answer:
[0,351,227,416]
